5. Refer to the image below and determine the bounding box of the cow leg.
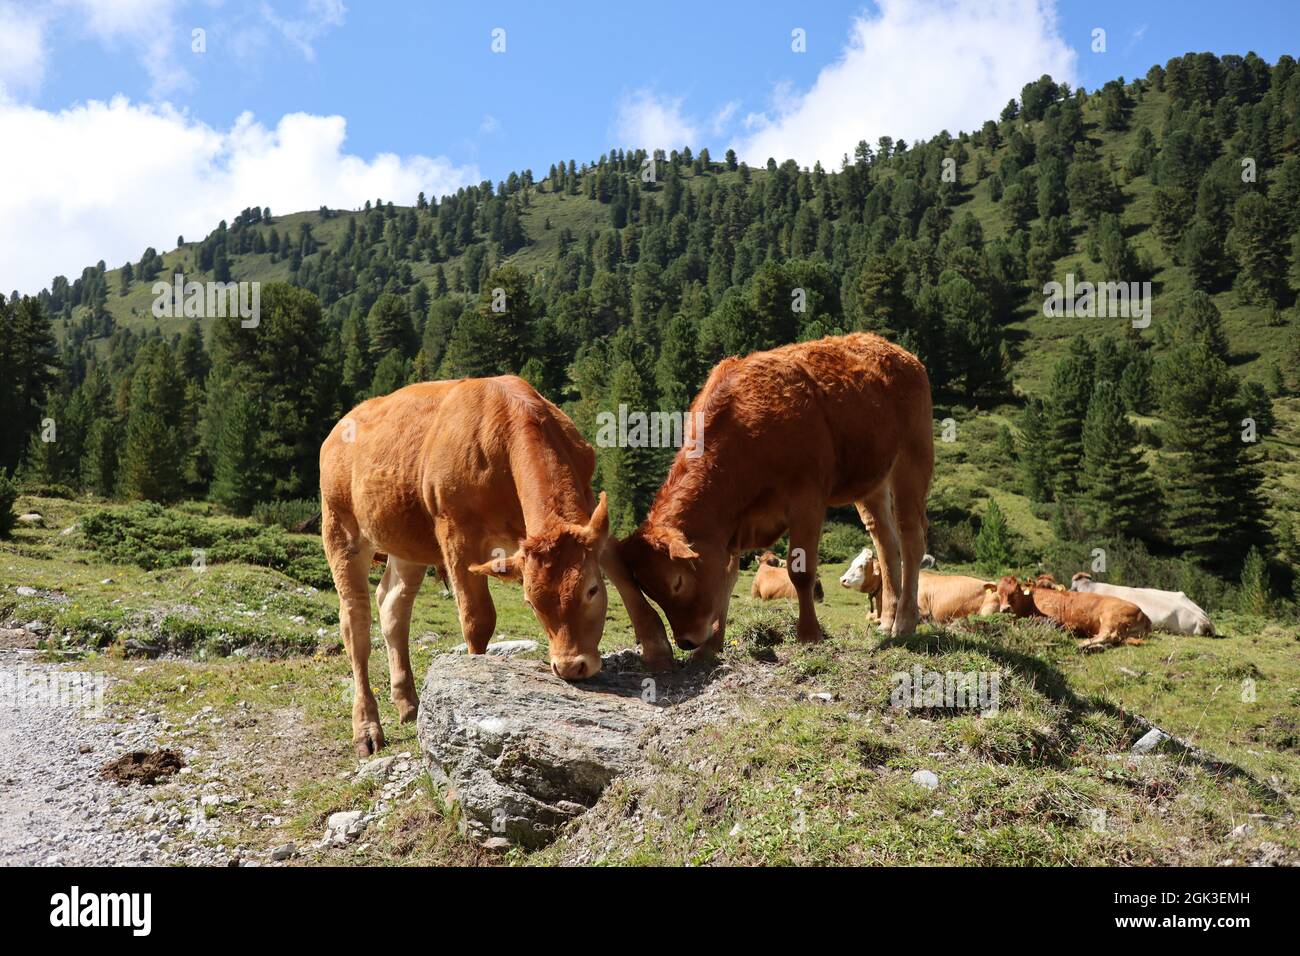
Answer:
[438,524,496,654]
[697,554,740,659]
[787,510,825,643]
[890,472,928,638]
[858,493,902,634]
[600,540,674,670]
[322,505,383,756]
[375,555,426,724]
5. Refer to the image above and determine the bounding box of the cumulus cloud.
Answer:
[0,2,50,95]
[0,97,480,294]
[737,0,1078,168]
[611,89,700,152]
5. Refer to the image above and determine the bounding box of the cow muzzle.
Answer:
[551,652,602,681]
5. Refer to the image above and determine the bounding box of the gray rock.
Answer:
[16,513,43,527]
[417,651,675,850]
[911,769,940,790]
[15,586,38,597]
[270,842,296,861]
[1131,728,1172,755]
[451,639,540,657]
[326,810,366,843]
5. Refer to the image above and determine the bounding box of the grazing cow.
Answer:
[1070,572,1214,635]
[752,559,825,602]
[849,556,998,623]
[994,576,1151,650]
[620,333,934,655]
[319,376,671,755]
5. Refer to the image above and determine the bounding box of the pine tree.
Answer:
[366,293,416,359]
[1043,336,1095,500]
[1226,191,1288,306]
[1017,397,1052,502]
[597,361,662,537]
[1079,380,1156,540]
[975,499,1014,576]
[209,391,270,515]
[1154,340,1267,569]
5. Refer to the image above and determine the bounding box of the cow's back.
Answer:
[1079,580,1211,634]
[919,573,997,622]
[691,333,932,508]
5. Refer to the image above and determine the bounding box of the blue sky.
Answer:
[2,0,1297,292]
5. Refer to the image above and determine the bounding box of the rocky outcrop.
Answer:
[417,648,712,849]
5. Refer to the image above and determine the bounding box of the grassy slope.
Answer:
[3,496,1295,865]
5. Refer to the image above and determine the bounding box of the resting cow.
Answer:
[752,557,825,602]
[319,376,670,755]
[621,333,934,656]
[1071,572,1214,635]
[994,576,1151,650]
[846,555,998,623]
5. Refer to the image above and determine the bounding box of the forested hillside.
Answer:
[4,51,1300,599]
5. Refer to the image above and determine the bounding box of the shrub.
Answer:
[819,521,869,563]
[79,502,332,588]
[1238,547,1271,616]
[252,498,320,532]
[0,472,18,539]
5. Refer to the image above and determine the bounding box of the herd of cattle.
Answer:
[318,332,1215,756]
[833,547,1212,649]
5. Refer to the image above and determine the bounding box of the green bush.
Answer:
[819,521,869,563]
[79,502,332,588]
[0,472,18,539]
[252,498,320,532]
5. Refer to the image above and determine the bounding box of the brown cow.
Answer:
[319,376,671,755]
[620,333,934,656]
[857,560,998,623]
[993,576,1151,650]
[751,560,825,602]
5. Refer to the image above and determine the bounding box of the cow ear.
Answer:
[574,491,610,548]
[468,549,523,581]
[983,582,996,593]
[1021,586,1032,595]
[668,536,699,561]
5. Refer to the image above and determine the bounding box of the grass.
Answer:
[3,493,1296,866]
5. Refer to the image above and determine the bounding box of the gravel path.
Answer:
[0,647,178,865]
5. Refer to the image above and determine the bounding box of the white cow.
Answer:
[840,547,934,590]
[1070,572,1214,635]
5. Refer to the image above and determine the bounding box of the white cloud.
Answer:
[0,96,480,294]
[0,2,50,95]
[259,0,347,61]
[737,0,1078,168]
[55,0,193,98]
[611,89,700,152]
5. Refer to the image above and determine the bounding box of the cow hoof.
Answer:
[640,644,676,672]
[353,722,385,756]
[796,627,824,643]
[396,697,419,724]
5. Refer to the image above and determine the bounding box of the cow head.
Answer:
[1034,572,1065,591]
[469,492,611,681]
[839,547,876,590]
[758,551,784,567]
[1070,571,1093,592]
[993,575,1036,616]
[619,524,729,651]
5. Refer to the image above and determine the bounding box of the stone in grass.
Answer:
[1130,728,1173,755]
[417,650,670,850]
[911,769,940,790]
[270,843,296,861]
[326,810,367,844]
[16,513,43,527]
[451,639,540,657]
